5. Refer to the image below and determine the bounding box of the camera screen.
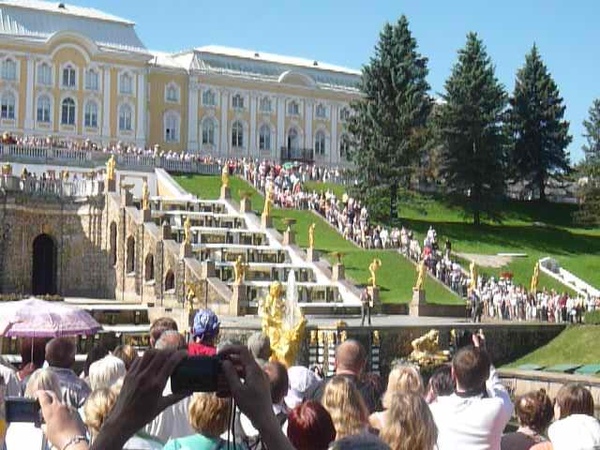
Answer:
[171,356,221,394]
[5,398,41,424]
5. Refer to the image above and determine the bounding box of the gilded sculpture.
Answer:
[106,155,116,181]
[408,329,450,367]
[263,184,273,216]
[185,283,197,314]
[258,281,306,367]
[221,165,230,188]
[183,217,192,245]
[530,262,540,294]
[308,223,316,249]
[368,258,382,288]
[141,180,150,211]
[468,260,477,292]
[233,255,248,285]
[414,260,426,291]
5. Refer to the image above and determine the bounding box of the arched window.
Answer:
[119,104,133,131]
[1,59,16,81]
[37,63,52,86]
[339,107,351,122]
[259,124,271,151]
[36,95,51,123]
[164,112,179,142]
[144,253,154,282]
[232,94,244,109]
[164,270,175,291]
[120,73,133,95]
[202,89,216,106]
[340,135,350,158]
[287,128,300,151]
[126,236,135,273]
[287,100,299,116]
[1,92,15,119]
[62,65,76,88]
[166,84,179,102]
[85,69,99,91]
[61,97,76,125]
[231,120,244,148]
[84,101,98,128]
[316,104,327,119]
[109,222,117,266]
[202,118,216,145]
[315,130,327,155]
[259,97,271,113]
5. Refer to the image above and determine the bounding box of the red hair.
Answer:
[287,401,336,450]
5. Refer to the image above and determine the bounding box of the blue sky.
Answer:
[79,0,599,162]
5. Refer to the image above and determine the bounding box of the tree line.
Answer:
[348,16,598,226]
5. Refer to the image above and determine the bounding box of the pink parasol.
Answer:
[0,298,102,338]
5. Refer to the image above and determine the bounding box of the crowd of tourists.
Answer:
[2,310,599,450]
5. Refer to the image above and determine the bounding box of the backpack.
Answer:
[233,409,287,450]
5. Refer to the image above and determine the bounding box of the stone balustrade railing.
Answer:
[0,174,103,197]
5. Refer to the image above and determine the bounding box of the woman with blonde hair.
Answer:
[379,392,437,450]
[322,376,370,440]
[369,363,423,430]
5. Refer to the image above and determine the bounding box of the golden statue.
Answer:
[468,260,478,292]
[141,180,150,211]
[408,329,450,367]
[263,184,273,217]
[530,262,540,294]
[233,255,248,285]
[106,155,116,181]
[368,258,382,288]
[308,223,316,249]
[183,217,192,245]
[221,165,230,188]
[1,163,12,176]
[372,330,381,346]
[185,283,197,315]
[414,260,426,291]
[258,281,306,367]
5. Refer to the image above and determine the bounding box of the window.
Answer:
[232,94,244,110]
[166,84,179,102]
[145,254,154,282]
[119,104,133,131]
[316,104,327,119]
[120,73,133,95]
[1,59,16,81]
[62,65,76,88]
[288,128,300,151]
[164,270,175,291]
[339,107,351,122]
[340,135,350,158]
[231,120,244,148]
[84,101,98,128]
[202,119,216,145]
[259,97,271,113]
[315,130,326,155]
[85,69,99,91]
[259,124,271,151]
[37,63,52,86]
[126,236,135,273]
[202,89,216,106]
[36,95,51,123]
[288,100,299,116]
[164,113,179,142]
[61,97,76,125]
[0,92,15,119]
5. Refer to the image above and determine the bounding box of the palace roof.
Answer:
[0,0,147,54]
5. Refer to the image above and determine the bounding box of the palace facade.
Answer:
[0,0,361,165]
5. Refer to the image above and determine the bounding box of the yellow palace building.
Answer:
[0,0,361,166]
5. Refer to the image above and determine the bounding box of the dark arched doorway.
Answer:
[109,222,117,266]
[32,234,57,295]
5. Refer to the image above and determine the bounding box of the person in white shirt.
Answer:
[429,333,513,450]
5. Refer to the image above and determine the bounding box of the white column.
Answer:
[24,59,35,131]
[330,104,338,165]
[187,81,199,152]
[249,93,257,157]
[276,96,285,152]
[135,71,146,145]
[304,100,313,152]
[102,68,111,139]
[220,90,229,156]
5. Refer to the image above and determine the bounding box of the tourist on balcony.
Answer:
[188,309,220,357]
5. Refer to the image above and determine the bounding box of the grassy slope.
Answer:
[174,175,462,305]
[505,326,600,368]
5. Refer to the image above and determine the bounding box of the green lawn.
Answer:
[303,181,348,199]
[173,175,462,305]
[505,326,600,368]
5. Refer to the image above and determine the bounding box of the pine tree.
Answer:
[507,45,572,200]
[437,33,507,226]
[348,16,431,221]
[575,99,600,226]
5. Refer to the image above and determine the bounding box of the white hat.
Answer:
[285,366,320,409]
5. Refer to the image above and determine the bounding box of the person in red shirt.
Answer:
[187,309,220,356]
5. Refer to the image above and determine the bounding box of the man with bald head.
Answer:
[45,337,91,408]
[307,339,382,413]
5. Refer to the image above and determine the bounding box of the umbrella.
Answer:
[282,162,295,170]
[0,298,102,338]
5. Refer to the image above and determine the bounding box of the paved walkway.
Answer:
[456,252,514,268]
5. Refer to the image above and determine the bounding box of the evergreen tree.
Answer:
[437,33,507,226]
[575,99,600,225]
[348,15,431,221]
[507,45,572,200]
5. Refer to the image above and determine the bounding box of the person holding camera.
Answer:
[360,288,372,326]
